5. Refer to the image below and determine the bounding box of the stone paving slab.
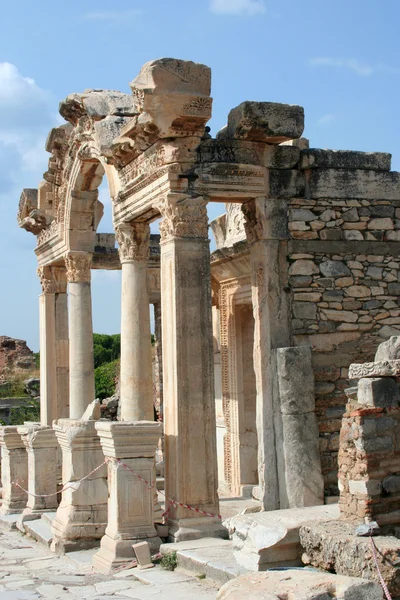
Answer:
[0,530,218,599]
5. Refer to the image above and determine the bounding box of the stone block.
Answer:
[225,101,304,143]
[357,377,400,408]
[300,519,400,597]
[348,479,382,496]
[375,335,400,361]
[382,475,400,494]
[224,504,339,572]
[293,302,317,320]
[307,168,400,200]
[299,148,391,171]
[276,347,315,415]
[217,569,382,600]
[319,260,350,277]
[265,144,300,169]
[132,541,154,570]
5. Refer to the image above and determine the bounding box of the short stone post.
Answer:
[92,421,162,573]
[51,419,108,553]
[17,424,59,523]
[158,194,225,542]
[242,197,292,511]
[0,427,28,516]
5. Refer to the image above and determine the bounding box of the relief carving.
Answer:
[349,360,400,380]
[115,222,150,263]
[65,252,92,283]
[37,266,68,294]
[158,195,209,242]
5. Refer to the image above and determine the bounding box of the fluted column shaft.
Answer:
[65,252,95,420]
[116,223,153,422]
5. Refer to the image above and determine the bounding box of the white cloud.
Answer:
[310,57,400,77]
[317,114,335,126]
[83,9,143,22]
[210,0,266,16]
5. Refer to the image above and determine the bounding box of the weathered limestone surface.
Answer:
[224,504,339,571]
[17,424,58,521]
[217,568,382,599]
[300,148,391,171]
[0,426,28,515]
[300,520,400,597]
[93,421,162,573]
[276,347,324,509]
[51,419,108,553]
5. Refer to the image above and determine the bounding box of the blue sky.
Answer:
[0,0,399,350]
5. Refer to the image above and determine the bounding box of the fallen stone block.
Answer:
[217,569,383,599]
[224,503,339,571]
[300,519,400,597]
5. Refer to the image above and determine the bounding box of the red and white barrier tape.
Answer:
[12,457,222,522]
[369,535,392,600]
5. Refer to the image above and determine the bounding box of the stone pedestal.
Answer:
[92,421,162,573]
[0,426,28,515]
[51,419,108,553]
[158,195,226,542]
[17,424,59,523]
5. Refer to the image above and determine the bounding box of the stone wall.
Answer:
[338,343,400,526]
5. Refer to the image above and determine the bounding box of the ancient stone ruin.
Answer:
[1,57,399,595]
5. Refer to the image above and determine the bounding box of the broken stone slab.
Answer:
[216,569,382,599]
[300,519,400,597]
[224,504,339,571]
[349,360,400,379]
[224,101,304,144]
[375,336,400,362]
[300,148,391,171]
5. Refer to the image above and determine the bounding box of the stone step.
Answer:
[0,513,19,531]
[24,517,53,547]
[161,538,249,587]
[41,511,57,526]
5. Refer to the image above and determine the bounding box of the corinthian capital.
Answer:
[37,266,67,294]
[157,194,209,242]
[242,197,288,244]
[115,222,150,263]
[65,252,92,283]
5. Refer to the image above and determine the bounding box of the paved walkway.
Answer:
[0,530,217,600]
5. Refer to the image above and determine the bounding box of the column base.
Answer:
[92,421,162,573]
[0,426,28,516]
[93,533,162,574]
[167,516,228,543]
[51,419,108,554]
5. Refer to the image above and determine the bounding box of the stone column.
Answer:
[17,425,59,523]
[0,427,28,516]
[51,419,108,553]
[37,265,69,424]
[65,252,95,419]
[153,302,163,422]
[242,198,292,511]
[158,194,225,542]
[115,223,153,422]
[92,421,162,573]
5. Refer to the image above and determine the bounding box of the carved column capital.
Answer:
[115,222,150,263]
[65,252,92,283]
[37,266,68,294]
[157,194,209,242]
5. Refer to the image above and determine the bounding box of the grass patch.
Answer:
[160,551,177,571]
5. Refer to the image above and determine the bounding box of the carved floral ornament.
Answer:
[157,195,209,242]
[37,266,67,294]
[115,222,150,263]
[65,252,92,283]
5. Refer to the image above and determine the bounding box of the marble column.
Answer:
[37,266,69,424]
[115,223,153,422]
[0,427,28,516]
[158,194,226,542]
[242,197,292,511]
[92,421,162,573]
[65,252,95,419]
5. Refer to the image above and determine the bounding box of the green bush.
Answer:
[94,359,119,400]
[93,334,121,367]
[9,398,40,425]
[0,380,29,399]
[160,551,177,571]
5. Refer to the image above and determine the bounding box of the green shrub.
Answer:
[9,398,40,425]
[160,551,177,571]
[94,359,119,400]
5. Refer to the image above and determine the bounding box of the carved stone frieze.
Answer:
[115,222,150,263]
[37,266,68,294]
[241,199,265,245]
[65,252,92,283]
[37,220,59,247]
[349,360,400,380]
[157,195,209,242]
